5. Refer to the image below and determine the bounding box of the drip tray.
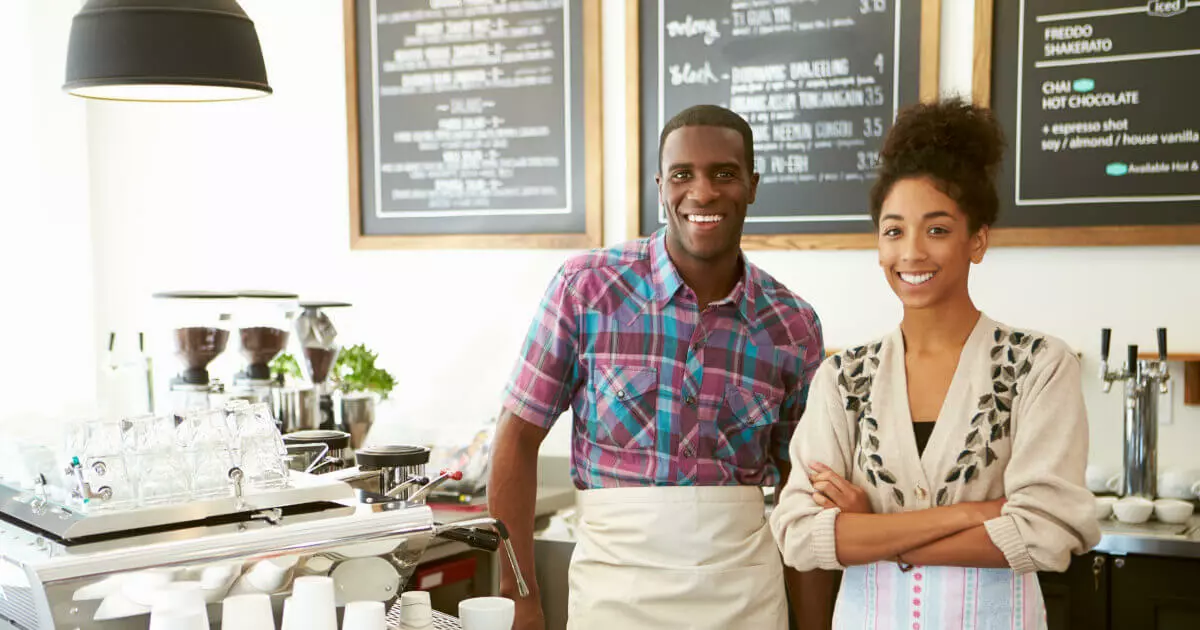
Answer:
[1099,518,1192,539]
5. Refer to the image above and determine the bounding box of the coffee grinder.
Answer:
[152,291,237,416]
[229,290,300,406]
[294,301,352,432]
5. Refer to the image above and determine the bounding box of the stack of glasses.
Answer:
[64,400,290,512]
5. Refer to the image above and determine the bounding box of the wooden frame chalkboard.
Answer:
[626,0,942,250]
[977,0,1200,247]
[345,0,603,250]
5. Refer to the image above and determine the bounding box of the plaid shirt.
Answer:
[503,230,824,489]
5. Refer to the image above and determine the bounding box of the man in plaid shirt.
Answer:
[490,105,826,630]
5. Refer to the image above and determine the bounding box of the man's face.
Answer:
[656,125,759,263]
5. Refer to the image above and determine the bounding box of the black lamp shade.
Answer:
[64,0,272,102]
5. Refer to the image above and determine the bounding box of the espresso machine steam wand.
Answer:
[1099,327,1170,499]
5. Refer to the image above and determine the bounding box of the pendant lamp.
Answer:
[63,0,272,102]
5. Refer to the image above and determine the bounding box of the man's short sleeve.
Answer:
[501,267,582,428]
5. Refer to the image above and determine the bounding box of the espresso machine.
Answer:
[152,291,238,417]
[0,405,529,630]
[1099,327,1170,499]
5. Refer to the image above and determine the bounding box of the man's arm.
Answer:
[489,409,550,630]
[777,461,838,630]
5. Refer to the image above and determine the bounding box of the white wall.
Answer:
[0,0,96,426]
[10,0,1200,472]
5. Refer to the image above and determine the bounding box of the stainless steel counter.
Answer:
[1094,515,1200,559]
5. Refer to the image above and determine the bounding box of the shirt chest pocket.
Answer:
[712,384,781,460]
[593,365,658,450]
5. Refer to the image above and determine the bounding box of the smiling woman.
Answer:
[770,100,1101,629]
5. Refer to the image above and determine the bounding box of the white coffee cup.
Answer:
[1113,496,1154,523]
[342,600,386,630]
[459,597,515,630]
[1158,469,1200,500]
[398,591,433,628]
[221,594,275,630]
[1086,464,1122,494]
[1153,498,1195,524]
[1094,496,1118,520]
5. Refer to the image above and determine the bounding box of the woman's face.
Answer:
[877,177,988,311]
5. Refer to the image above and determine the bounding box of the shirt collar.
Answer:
[648,228,757,325]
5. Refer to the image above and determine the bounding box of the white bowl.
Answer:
[1094,496,1118,520]
[1153,499,1195,524]
[1113,497,1154,523]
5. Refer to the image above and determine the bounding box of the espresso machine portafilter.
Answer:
[1100,327,1170,499]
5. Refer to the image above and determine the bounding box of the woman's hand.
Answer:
[809,462,873,514]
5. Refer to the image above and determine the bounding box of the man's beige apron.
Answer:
[566,485,787,630]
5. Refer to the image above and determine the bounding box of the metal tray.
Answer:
[385,606,462,629]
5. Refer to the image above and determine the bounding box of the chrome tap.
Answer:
[1100,328,1170,499]
[434,517,531,598]
[407,469,464,504]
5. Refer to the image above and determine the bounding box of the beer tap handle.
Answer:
[1127,344,1138,373]
[1101,328,1111,363]
[1157,327,1168,363]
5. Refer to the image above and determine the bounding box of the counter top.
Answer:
[429,486,576,526]
[420,486,577,563]
[1094,515,1200,560]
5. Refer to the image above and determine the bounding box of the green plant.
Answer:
[333,344,396,399]
[270,352,303,380]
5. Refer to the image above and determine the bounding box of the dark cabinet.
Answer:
[1039,552,1109,630]
[1040,552,1200,630]
[1110,554,1200,630]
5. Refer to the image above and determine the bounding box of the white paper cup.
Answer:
[398,591,432,628]
[459,597,515,630]
[286,576,338,630]
[342,600,386,630]
[221,593,275,630]
[280,597,297,630]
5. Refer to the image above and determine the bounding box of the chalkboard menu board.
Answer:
[985,0,1200,246]
[345,0,602,249]
[629,0,938,248]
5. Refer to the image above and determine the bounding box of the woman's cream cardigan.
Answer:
[770,314,1101,574]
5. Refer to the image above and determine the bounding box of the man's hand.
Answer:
[809,462,872,514]
[489,411,549,630]
[513,595,546,630]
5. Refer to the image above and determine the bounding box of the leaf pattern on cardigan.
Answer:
[935,326,1046,506]
[836,342,906,508]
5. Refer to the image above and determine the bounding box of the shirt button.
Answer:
[685,395,697,406]
[915,486,927,500]
[617,390,627,400]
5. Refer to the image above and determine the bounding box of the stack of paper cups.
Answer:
[342,601,386,630]
[281,576,337,630]
[221,593,275,630]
